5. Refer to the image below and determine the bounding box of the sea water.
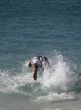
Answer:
[0,0,81,110]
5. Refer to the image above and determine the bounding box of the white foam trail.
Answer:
[35,92,75,102]
[0,69,34,94]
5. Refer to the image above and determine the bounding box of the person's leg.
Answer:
[32,64,38,80]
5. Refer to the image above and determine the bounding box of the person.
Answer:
[28,56,49,80]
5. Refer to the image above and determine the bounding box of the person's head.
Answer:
[28,62,32,67]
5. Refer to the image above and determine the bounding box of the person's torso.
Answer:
[31,56,45,66]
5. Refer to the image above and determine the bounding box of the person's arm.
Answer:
[32,64,38,80]
[44,57,49,67]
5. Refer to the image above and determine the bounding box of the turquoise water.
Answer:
[0,0,81,110]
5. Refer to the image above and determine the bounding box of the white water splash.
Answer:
[0,70,34,94]
[41,53,77,92]
[0,51,78,102]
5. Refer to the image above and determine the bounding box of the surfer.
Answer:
[28,56,49,80]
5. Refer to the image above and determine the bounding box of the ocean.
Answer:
[0,0,81,110]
